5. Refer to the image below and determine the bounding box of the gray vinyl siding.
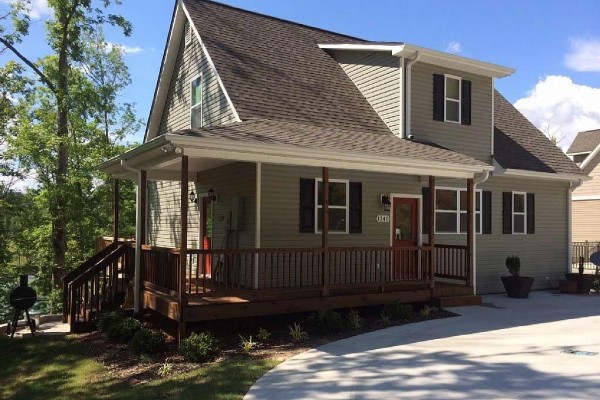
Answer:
[331,50,400,135]
[260,164,422,248]
[411,62,493,163]
[157,21,237,134]
[147,162,256,250]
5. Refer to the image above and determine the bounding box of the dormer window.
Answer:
[190,74,202,128]
[444,75,461,123]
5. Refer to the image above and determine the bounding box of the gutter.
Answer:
[121,160,143,315]
[404,51,421,138]
[567,179,585,274]
[471,171,491,296]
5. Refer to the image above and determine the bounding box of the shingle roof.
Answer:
[493,91,584,175]
[183,0,392,135]
[172,119,487,167]
[567,129,600,155]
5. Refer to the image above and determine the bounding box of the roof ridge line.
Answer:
[187,0,365,41]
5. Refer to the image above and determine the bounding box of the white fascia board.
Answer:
[580,143,600,169]
[501,168,591,182]
[573,195,600,201]
[98,135,169,172]
[318,43,404,53]
[567,151,592,156]
[166,134,492,179]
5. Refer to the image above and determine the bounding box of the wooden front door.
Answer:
[392,197,419,279]
[201,196,212,276]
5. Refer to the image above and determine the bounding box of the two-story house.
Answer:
[64,0,587,338]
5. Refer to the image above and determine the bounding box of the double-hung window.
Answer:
[444,75,461,123]
[315,178,349,233]
[190,75,202,128]
[435,188,481,234]
[512,192,527,234]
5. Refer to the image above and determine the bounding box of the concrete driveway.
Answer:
[245,292,600,399]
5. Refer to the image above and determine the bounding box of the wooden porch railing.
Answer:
[572,241,600,270]
[140,245,436,299]
[434,244,469,281]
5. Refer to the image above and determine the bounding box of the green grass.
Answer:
[0,335,279,400]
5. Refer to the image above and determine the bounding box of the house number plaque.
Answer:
[376,215,390,223]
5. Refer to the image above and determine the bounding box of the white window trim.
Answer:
[512,191,527,235]
[189,73,203,128]
[434,187,482,235]
[444,74,462,124]
[314,178,349,234]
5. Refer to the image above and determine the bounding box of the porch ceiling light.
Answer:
[381,194,391,211]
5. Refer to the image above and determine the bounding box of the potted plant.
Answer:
[501,256,534,298]
[564,256,594,294]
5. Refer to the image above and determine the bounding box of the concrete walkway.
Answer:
[246,292,600,399]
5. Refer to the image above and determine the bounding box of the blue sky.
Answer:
[2,0,600,147]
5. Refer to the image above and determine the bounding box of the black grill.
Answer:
[8,275,37,338]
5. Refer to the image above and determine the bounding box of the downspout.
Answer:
[568,179,584,274]
[405,51,421,138]
[472,171,491,295]
[121,160,143,314]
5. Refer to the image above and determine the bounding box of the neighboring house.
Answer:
[567,129,600,242]
[64,0,587,337]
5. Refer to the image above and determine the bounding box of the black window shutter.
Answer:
[482,190,492,234]
[299,178,315,233]
[461,80,472,125]
[349,182,362,233]
[502,192,512,234]
[433,74,444,121]
[527,193,535,234]
[422,187,431,235]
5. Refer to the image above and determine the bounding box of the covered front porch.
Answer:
[66,132,490,338]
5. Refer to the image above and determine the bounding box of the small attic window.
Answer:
[190,74,202,128]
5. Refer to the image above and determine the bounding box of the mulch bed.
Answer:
[76,303,457,386]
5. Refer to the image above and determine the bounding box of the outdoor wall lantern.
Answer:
[208,188,217,203]
[381,194,391,211]
[189,189,198,204]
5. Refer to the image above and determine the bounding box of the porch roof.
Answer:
[100,119,493,180]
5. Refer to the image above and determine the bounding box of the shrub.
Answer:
[379,311,392,328]
[505,255,521,277]
[257,327,271,342]
[179,332,219,363]
[383,301,413,321]
[239,335,257,354]
[157,358,173,378]
[96,310,125,333]
[131,328,166,354]
[108,317,142,342]
[307,310,343,334]
[420,305,432,319]
[288,322,308,343]
[346,309,364,332]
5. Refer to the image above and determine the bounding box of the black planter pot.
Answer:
[564,273,595,294]
[501,276,535,298]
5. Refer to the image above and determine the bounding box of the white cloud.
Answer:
[445,41,462,54]
[565,38,600,72]
[514,75,600,149]
[0,0,51,19]
[105,42,143,55]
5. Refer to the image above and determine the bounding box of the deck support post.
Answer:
[466,178,474,289]
[322,167,329,296]
[254,162,261,289]
[133,171,146,315]
[113,178,120,243]
[428,176,435,286]
[179,155,189,342]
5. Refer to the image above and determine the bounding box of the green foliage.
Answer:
[96,310,125,333]
[288,322,308,343]
[383,301,413,321]
[179,332,219,363]
[346,309,364,332]
[157,358,173,378]
[108,317,141,342]
[131,328,165,355]
[505,255,521,277]
[239,335,257,354]
[379,311,392,328]
[420,305,433,319]
[257,327,270,342]
[307,309,343,334]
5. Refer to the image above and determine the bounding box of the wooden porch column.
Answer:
[179,155,189,341]
[428,176,436,285]
[113,178,120,243]
[133,171,146,315]
[322,167,329,296]
[466,178,474,288]
[140,171,147,246]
